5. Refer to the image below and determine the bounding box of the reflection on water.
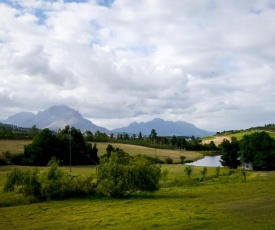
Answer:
[185,155,222,167]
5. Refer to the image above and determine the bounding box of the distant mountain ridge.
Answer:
[5,105,109,133]
[112,118,214,137]
[5,105,214,137]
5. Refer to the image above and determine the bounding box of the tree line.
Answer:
[84,128,219,152]
[1,126,99,166]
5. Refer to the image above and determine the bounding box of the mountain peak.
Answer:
[5,105,109,133]
[112,118,214,137]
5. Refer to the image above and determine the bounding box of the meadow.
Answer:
[0,164,275,229]
[0,140,275,229]
[0,140,31,154]
[202,130,275,146]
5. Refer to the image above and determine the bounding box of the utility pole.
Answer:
[69,128,72,173]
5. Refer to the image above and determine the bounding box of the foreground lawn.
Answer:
[0,165,274,229]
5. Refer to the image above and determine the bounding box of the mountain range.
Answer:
[4,105,214,137]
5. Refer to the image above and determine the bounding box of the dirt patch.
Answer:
[202,136,230,146]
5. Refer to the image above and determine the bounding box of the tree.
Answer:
[239,132,275,170]
[138,132,143,140]
[97,150,161,197]
[179,155,186,164]
[106,144,115,158]
[184,166,193,178]
[200,167,207,180]
[23,126,98,166]
[84,130,93,141]
[220,137,240,169]
[149,129,157,142]
[171,135,177,149]
[23,128,62,165]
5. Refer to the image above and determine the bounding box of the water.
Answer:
[185,155,222,167]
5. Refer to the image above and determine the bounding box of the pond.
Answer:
[185,155,222,167]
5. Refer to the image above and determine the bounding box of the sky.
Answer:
[0,0,275,132]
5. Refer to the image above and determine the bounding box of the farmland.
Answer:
[0,139,203,163]
[0,140,275,229]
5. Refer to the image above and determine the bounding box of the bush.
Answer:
[165,157,173,164]
[3,158,97,201]
[69,176,97,197]
[184,166,193,178]
[97,151,161,197]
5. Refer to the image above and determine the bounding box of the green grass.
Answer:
[0,165,275,229]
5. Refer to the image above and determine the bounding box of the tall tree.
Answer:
[220,137,240,169]
[149,129,157,142]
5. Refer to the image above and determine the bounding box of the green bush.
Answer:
[97,151,161,197]
[165,157,173,164]
[69,176,97,197]
[3,158,97,201]
[184,166,193,178]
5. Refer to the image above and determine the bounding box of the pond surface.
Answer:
[185,155,222,167]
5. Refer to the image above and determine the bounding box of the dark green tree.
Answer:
[23,126,98,166]
[138,132,143,140]
[23,128,62,165]
[220,137,240,169]
[239,132,275,170]
[171,135,177,148]
[106,144,115,158]
[149,129,157,142]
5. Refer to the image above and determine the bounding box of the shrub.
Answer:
[3,158,97,201]
[200,167,207,180]
[165,157,173,164]
[39,158,71,200]
[184,166,193,178]
[179,156,186,164]
[3,168,25,192]
[97,152,161,197]
[69,176,97,197]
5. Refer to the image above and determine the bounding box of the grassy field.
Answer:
[0,139,203,163]
[0,140,31,154]
[202,130,275,146]
[0,164,275,229]
[94,142,202,163]
[228,130,275,140]
[1,140,275,229]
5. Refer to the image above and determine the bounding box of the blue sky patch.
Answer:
[97,0,115,8]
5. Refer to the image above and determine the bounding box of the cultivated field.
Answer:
[0,140,31,154]
[0,139,203,163]
[94,142,203,163]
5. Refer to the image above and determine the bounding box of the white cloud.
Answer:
[1,0,275,132]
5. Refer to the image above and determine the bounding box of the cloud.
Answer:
[0,0,275,132]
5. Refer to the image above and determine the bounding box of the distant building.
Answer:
[242,162,253,171]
